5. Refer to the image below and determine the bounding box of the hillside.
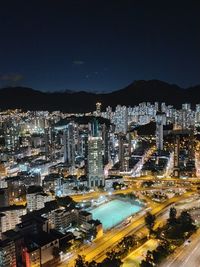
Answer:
[0,80,199,112]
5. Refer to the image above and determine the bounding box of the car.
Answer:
[184,240,191,246]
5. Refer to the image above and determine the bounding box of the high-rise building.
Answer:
[79,130,88,161]
[95,102,102,117]
[118,134,130,172]
[155,112,166,151]
[87,120,104,187]
[195,104,200,124]
[4,122,20,151]
[114,105,128,134]
[44,127,49,160]
[182,103,191,111]
[174,135,180,178]
[102,124,109,165]
[188,129,195,161]
[87,136,104,187]
[63,122,75,167]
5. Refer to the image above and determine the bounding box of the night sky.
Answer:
[0,0,200,92]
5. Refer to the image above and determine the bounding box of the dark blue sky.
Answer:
[0,0,200,92]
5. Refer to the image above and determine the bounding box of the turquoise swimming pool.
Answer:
[90,199,142,230]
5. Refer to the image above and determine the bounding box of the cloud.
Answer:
[0,73,24,83]
[72,60,85,65]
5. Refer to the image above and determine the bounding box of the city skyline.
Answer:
[1,1,200,267]
[0,102,199,266]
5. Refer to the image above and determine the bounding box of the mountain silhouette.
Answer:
[0,80,199,112]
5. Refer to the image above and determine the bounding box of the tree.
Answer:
[121,235,136,250]
[88,261,98,267]
[101,256,122,267]
[145,212,156,235]
[142,181,154,188]
[113,182,121,190]
[75,255,87,267]
[140,260,153,267]
[168,207,177,225]
[152,250,159,263]
[156,243,169,258]
[179,210,196,232]
[146,250,154,263]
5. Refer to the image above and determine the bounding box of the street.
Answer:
[159,229,200,267]
[123,239,159,267]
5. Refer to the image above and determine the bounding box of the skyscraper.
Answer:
[114,105,128,134]
[102,123,109,165]
[4,121,20,151]
[87,120,104,188]
[95,102,102,117]
[118,134,130,172]
[174,135,180,178]
[44,127,49,160]
[63,122,75,167]
[155,112,166,151]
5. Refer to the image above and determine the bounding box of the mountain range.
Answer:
[0,80,199,112]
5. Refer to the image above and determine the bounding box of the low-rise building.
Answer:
[79,210,92,225]
[105,175,124,189]
[43,173,62,195]
[0,205,26,234]
[0,238,16,267]
[27,186,52,212]
[51,207,78,231]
